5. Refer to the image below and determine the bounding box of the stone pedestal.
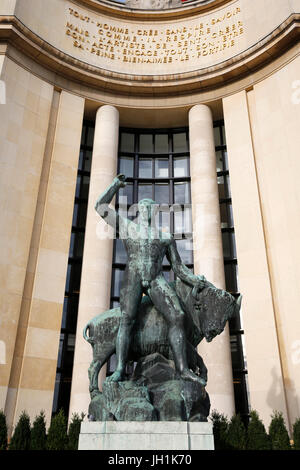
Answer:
[88,353,210,423]
[78,421,214,450]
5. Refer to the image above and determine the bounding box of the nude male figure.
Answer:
[95,174,206,385]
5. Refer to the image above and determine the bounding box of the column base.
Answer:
[78,421,214,450]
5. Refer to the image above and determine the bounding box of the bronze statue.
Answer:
[83,173,242,421]
[95,174,207,385]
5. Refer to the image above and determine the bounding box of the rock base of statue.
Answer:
[78,421,215,450]
[88,353,210,423]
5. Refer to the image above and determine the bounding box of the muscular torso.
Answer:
[122,221,172,286]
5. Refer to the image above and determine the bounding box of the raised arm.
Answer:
[166,239,206,295]
[95,174,127,233]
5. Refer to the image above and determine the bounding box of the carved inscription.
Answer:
[65,6,245,67]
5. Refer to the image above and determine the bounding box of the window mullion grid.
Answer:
[152,134,155,200]
[111,127,196,378]
[54,120,95,416]
[215,122,249,420]
[133,133,139,203]
[169,132,175,234]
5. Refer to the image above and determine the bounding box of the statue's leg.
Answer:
[149,275,205,386]
[106,270,142,383]
[186,342,208,386]
[196,352,208,384]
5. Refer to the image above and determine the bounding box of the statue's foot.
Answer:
[105,369,124,383]
[90,388,101,399]
[198,371,207,386]
[199,376,207,387]
[180,369,207,387]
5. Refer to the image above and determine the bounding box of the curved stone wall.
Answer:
[1,0,300,436]
[98,0,212,11]
[0,0,299,95]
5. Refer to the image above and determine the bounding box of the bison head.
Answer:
[196,287,242,342]
[176,279,242,345]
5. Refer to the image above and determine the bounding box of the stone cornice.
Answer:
[0,13,299,97]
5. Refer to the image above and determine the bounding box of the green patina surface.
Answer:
[84,174,242,421]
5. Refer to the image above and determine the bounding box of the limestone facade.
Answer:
[69,105,119,417]
[0,0,300,435]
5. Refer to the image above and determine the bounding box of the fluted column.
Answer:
[189,104,235,417]
[69,105,119,419]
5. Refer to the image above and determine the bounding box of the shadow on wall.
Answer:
[266,367,285,412]
[266,366,298,433]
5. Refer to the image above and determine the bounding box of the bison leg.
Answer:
[88,359,102,395]
[88,345,116,397]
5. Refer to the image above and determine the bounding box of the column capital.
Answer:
[189,104,213,122]
[96,104,119,121]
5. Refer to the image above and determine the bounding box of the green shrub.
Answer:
[9,411,31,450]
[292,418,300,450]
[268,410,290,450]
[247,410,271,450]
[210,410,229,450]
[226,414,247,450]
[46,409,68,451]
[68,413,85,450]
[0,409,8,450]
[30,411,47,450]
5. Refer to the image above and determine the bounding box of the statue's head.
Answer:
[138,198,158,224]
